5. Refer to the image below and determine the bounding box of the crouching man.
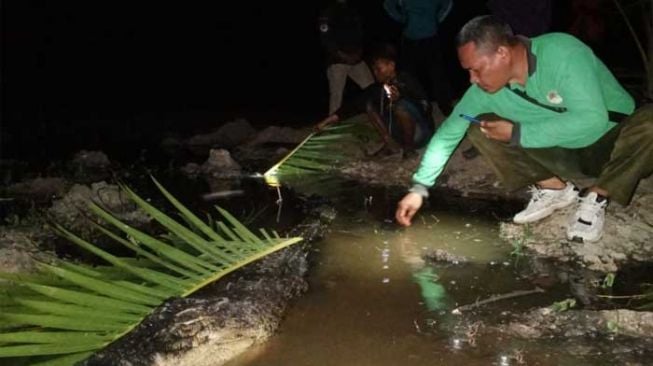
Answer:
[395,15,653,242]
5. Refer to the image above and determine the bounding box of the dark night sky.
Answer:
[3,2,330,123]
[0,1,644,162]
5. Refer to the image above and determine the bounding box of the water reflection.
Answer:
[412,267,448,311]
[450,337,464,351]
[499,354,510,366]
[394,229,448,311]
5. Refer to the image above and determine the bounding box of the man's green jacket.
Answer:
[412,33,635,191]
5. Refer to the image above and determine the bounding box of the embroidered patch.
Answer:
[546,90,563,104]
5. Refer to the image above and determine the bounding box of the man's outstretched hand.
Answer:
[395,192,423,227]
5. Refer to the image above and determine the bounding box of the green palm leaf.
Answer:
[263,115,367,180]
[260,114,377,200]
[0,177,302,365]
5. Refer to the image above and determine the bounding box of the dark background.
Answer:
[1,0,645,163]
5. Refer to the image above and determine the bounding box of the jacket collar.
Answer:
[517,35,537,77]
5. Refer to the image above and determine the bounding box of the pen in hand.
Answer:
[459,113,482,124]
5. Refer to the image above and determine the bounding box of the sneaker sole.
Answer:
[513,199,576,224]
[567,233,603,243]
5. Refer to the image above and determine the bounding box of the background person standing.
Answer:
[319,0,375,114]
[383,0,454,115]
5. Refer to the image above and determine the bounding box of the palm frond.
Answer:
[0,177,302,364]
[263,114,369,181]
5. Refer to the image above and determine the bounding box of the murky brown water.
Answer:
[130,172,649,366]
[196,170,650,366]
[221,194,604,366]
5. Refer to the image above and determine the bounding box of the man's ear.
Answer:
[496,45,510,60]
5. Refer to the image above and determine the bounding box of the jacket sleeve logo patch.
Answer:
[546,90,563,104]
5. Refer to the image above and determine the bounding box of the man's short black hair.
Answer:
[456,15,519,53]
[368,42,398,64]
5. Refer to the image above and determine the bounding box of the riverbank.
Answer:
[1,115,651,365]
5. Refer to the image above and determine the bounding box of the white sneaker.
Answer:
[513,182,579,224]
[567,192,608,243]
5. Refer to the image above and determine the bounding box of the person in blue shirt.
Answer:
[383,0,454,115]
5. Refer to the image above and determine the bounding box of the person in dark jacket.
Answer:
[319,0,375,114]
[317,44,434,158]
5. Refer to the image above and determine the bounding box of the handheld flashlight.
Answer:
[383,84,392,96]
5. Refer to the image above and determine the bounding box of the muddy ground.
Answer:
[338,129,653,274]
[1,115,651,365]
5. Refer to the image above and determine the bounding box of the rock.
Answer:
[185,119,257,150]
[424,249,469,264]
[231,145,290,174]
[200,149,241,177]
[247,126,311,146]
[48,182,151,237]
[0,227,55,275]
[69,150,112,183]
[71,150,111,169]
[505,323,542,338]
[340,153,419,188]
[6,177,69,203]
[180,162,202,178]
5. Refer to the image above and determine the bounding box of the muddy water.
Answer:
[217,185,553,365]
[219,179,641,366]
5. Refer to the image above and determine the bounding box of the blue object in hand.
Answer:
[459,113,481,124]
